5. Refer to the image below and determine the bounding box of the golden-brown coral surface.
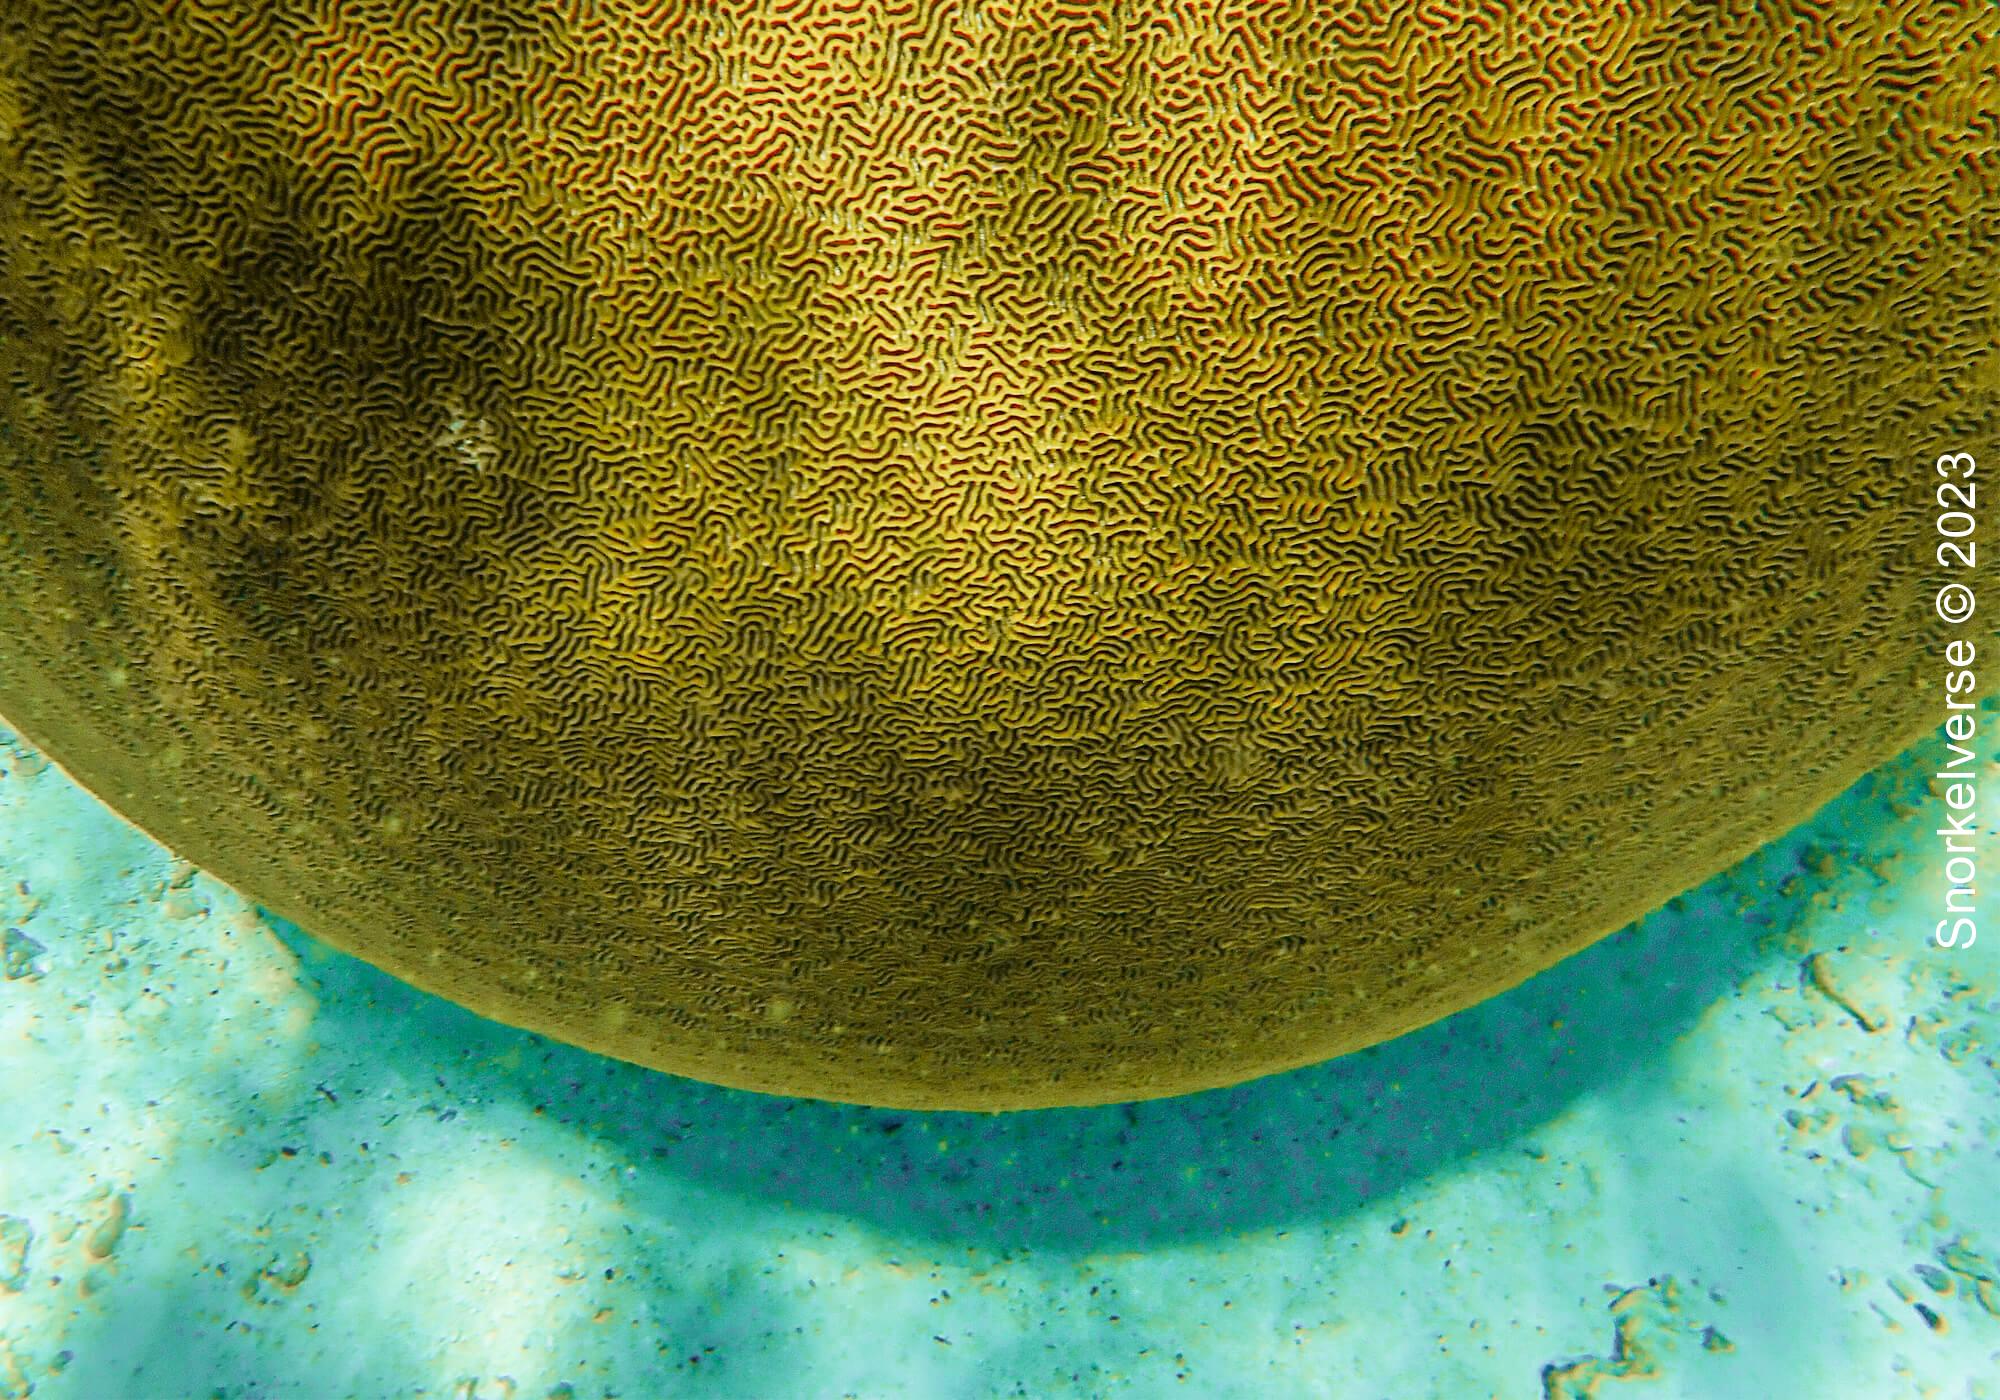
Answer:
[0,1,1992,1107]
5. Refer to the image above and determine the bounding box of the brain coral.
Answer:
[0,1,1994,1109]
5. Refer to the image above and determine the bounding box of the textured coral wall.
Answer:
[0,1,1993,1107]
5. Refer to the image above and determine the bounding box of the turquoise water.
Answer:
[0,717,1994,1399]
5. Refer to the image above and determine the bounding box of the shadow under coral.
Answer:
[254,789,1840,1258]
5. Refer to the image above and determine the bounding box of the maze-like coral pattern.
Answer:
[0,1,1993,1107]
